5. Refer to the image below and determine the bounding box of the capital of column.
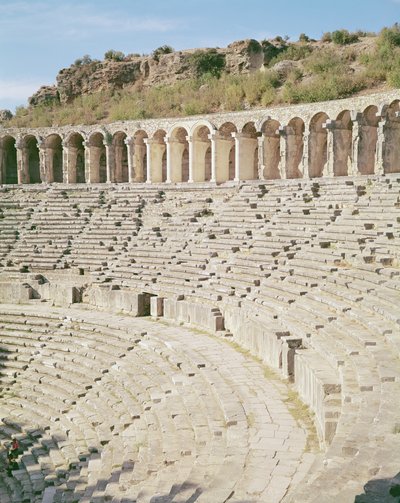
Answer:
[124,136,134,146]
[144,138,158,146]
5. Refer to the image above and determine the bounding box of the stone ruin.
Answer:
[0,90,399,502]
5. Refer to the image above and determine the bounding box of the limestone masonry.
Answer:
[0,92,399,502]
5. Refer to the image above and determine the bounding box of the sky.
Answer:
[0,0,399,111]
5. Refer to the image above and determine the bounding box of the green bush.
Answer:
[74,54,93,66]
[152,45,174,62]
[269,43,313,66]
[299,33,310,43]
[261,40,286,64]
[331,29,359,45]
[189,50,226,78]
[104,50,125,62]
[304,48,346,74]
[247,39,262,54]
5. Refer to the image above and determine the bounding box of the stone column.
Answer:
[278,128,287,179]
[208,132,220,183]
[144,138,153,183]
[62,140,71,183]
[83,140,91,183]
[375,116,386,176]
[301,131,310,179]
[103,138,114,183]
[323,120,335,177]
[257,136,265,180]
[233,133,241,182]
[164,136,172,183]
[38,139,47,183]
[124,136,134,183]
[186,135,194,183]
[16,139,28,184]
[350,114,361,176]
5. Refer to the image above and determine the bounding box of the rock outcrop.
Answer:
[29,39,265,105]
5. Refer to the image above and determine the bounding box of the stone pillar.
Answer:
[257,136,265,180]
[16,139,28,184]
[124,136,134,183]
[103,138,114,183]
[323,120,335,177]
[62,141,71,183]
[350,114,361,176]
[83,140,91,183]
[186,135,194,183]
[233,133,241,181]
[38,139,47,183]
[375,116,386,176]
[208,132,220,183]
[301,132,310,179]
[278,128,287,179]
[164,136,172,183]
[144,138,153,183]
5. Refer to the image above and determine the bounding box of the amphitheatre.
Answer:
[0,86,399,503]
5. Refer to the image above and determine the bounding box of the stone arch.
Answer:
[192,124,213,182]
[333,111,352,177]
[132,130,148,182]
[239,122,258,180]
[358,105,379,175]
[260,119,281,179]
[308,112,329,178]
[44,134,63,183]
[383,100,400,174]
[24,135,41,184]
[66,132,86,183]
[148,129,167,183]
[1,135,18,184]
[112,131,129,183]
[285,117,304,179]
[88,132,107,183]
[217,122,237,183]
[168,126,189,183]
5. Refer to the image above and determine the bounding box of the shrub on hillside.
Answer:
[261,40,286,64]
[104,50,125,62]
[189,50,226,78]
[331,29,359,45]
[321,32,332,43]
[152,45,174,62]
[74,54,93,66]
[247,39,263,54]
[268,43,313,66]
[299,33,310,43]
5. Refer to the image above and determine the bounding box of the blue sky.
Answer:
[0,0,399,111]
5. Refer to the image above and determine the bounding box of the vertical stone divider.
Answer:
[38,138,47,183]
[301,130,310,179]
[16,137,28,184]
[186,135,194,183]
[350,112,361,176]
[257,135,265,180]
[83,140,91,183]
[125,136,134,183]
[323,120,335,177]
[278,126,287,179]
[144,138,153,183]
[103,136,114,183]
[375,115,386,176]
[208,132,219,183]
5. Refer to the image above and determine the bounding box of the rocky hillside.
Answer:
[29,40,264,106]
[3,26,400,127]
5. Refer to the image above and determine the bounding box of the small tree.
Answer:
[152,45,174,62]
[104,50,125,62]
[189,49,226,78]
[331,29,359,45]
[299,33,310,43]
